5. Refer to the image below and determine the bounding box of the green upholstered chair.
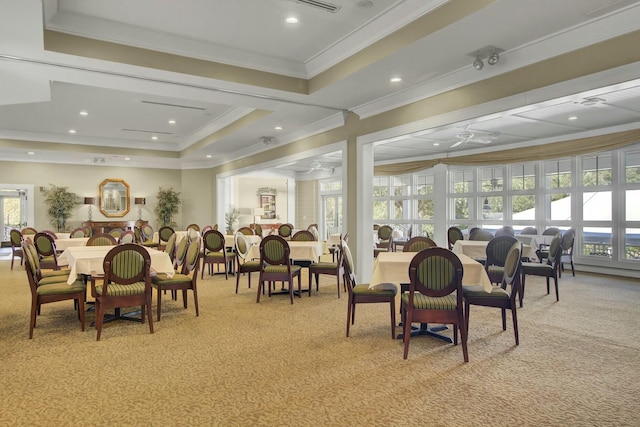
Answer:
[256,235,302,304]
[464,241,523,345]
[118,230,136,244]
[87,233,117,246]
[173,235,189,270]
[469,228,493,241]
[402,236,437,252]
[494,226,515,237]
[402,247,468,362]
[152,237,201,321]
[138,224,158,248]
[21,226,37,236]
[236,227,255,236]
[308,241,344,298]
[447,226,463,250]
[23,252,85,339]
[234,232,261,293]
[253,223,263,239]
[33,232,62,270]
[291,230,315,241]
[559,228,576,277]
[277,223,294,239]
[521,235,562,302]
[201,229,235,279]
[485,235,518,285]
[535,227,562,261]
[329,232,347,263]
[92,244,154,341]
[163,233,178,260]
[69,227,86,238]
[186,223,200,232]
[82,226,93,237]
[22,240,70,284]
[520,227,538,235]
[158,226,175,250]
[342,241,397,338]
[10,228,24,270]
[108,228,124,239]
[373,225,393,257]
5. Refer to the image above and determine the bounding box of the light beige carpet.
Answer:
[1,256,639,426]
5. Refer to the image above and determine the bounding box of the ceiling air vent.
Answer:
[141,100,206,110]
[290,0,341,13]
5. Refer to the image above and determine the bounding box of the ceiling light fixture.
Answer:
[151,136,158,140]
[168,119,176,124]
[69,129,76,134]
[390,77,402,83]
[261,136,273,146]
[93,157,105,164]
[487,50,500,66]
[286,16,299,24]
[568,116,578,120]
[472,56,484,70]
[79,111,88,116]
[27,151,35,155]
[206,154,212,158]
[274,126,283,130]
[468,45,504,71]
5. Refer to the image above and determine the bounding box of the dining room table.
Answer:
[53,237,89,251]
[452,239,538,260]
[246,240,325,263]
[369,250,493,342]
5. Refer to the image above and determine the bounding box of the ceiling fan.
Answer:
[306,160,334,174]
[450,126,498,148]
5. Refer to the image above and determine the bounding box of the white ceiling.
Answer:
[1,0,640,174]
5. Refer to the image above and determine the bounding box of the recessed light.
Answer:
[151,136,158,140]
[275,126,283,130]
[168,119,176,125]
[433,143,440,146]
[568,116,578,121]
[69,129,76,134]
[27,151,35,155]
[124,157,130,161]
[390,77,402,83]
[79,111,88,116]
[206,154,212,158]
[286,16,298,24]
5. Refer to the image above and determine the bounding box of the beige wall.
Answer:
[180,168,214,229]
[235,176,289,228]
[296,180,318,230]
[0,161,181,231]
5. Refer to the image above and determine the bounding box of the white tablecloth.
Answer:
[516,234,555,249]
[153,230,191,244]
[54,237,89,250]
[224,234,261,247]
[247,241,324,262]
[58,245,175,285]
[452,239,537,260]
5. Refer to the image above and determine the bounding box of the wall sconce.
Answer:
[84,197,95,221]
[134,197,146,221]
[252,207,264,230]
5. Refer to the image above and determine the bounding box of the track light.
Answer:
[473,57,484,70]
[261,136,273,146]
[487,50,500,65]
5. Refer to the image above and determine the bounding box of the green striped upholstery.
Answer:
[241,260,261,269]
[88,236,115,246]
[292,230,314,241]
[111,250,145,279]
[278,224,292,237]
[204,251,232,259]
[378,225,392,240]
[310,261,338,270]
[487,265,505,283]
[38,280,86,296]
[416,255,456,291]
[462,285,509,299]
[263,239,285,263]
[204,231,224,251]
[264,265,301,274]
[174,237,189,263]
[37,275,70,286]
[95,281,146,296]
[35,234,54,256]
[354,283,397,296]
[184,240,200,266]
[402,293,457,310]
[152,273,190,285]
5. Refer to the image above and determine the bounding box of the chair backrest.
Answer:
[408,247,463,298]
[307,223,318,231]
[34,232,57,257]
[186,223,200,232]
[10,229,23,248]
[41,229,58,239]
[22,240,41,283]
[259,235,291,266]
[201,225,213,233]
[102,244,150,289]
[164,233,178,259]
[181,238,202,276]
[447,226,464,249]
[109,228,124,239]
[254,223,263,238]
[141,224,154,241]
[82,225,93,237]
[278,223,293,238]
[403,236,437,252]
[373,224,380,231]
[237,227,254,236]
[502,241,523,298]
[308,225,320,241]
[118,230,136,244]
[158,226,175,243]
[234,232,251,261]
[542,227,561,236]
[546,235,563,266]
[87,233,117,246]
[469,229,493,241]
[70,227,86,238]
[494,226,515,237]
[21,227,37,236]
[203,229,225,253]
[173,236,189,268]
[562,228,575,253]
[486,235,518,267]
[134,227,143,243]
[291,230,315,241]
[520,226,538,235]
[341,241,358,296]
[213,224,219,231]
[377,225,393,241]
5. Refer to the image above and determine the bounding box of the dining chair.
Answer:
[152,237,201,321]
[494,226,515,237]
[118,230,136,244]
[138,224,158,248]
[308,225,320,242]
[535,228,562,262]
[253,223,263,239]
[308,240,344,297]
[463,241,523,345]
[520,227,538,235]
[163,232,178,260]
[237,226,255,236]
[373,225,393,257]
[186,223,200,232]
[108,228,124,239]
[86,233,117,246]
[485,235,518,285]
[69,227,86,238]
[329,232,348,262]
[234,232,261,293]
[559,228,576,277]
[401,247,468,362]
[277,223,294,239]
[469,229,493,241]
[21,226,38,236]
[33,232,62,270]
[173,235,189,270]
[201,225,213,233]
[10,228,24,270]
[201,229,235,279]
[342,240,397,338]
[22,240,70,284]
[23,249,86,339]
[92,244,154,341]
[291,230,315,241]
[158,226,175,250]
[521,235,562,302]
[402,236,437,252]
[82,225,93,237]
[256,235,302,304]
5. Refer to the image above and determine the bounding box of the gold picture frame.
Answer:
[99,178,131,218]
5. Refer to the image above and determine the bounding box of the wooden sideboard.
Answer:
[82,220,148,235]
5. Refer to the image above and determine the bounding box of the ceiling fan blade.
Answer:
[471,139,492,144]
[451,140,464,148]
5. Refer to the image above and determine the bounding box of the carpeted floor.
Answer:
[1,252,639,426]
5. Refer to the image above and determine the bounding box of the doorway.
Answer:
[0,185,34,244]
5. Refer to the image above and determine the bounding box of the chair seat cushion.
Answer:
[204,251,234,259]
[521,262,552,274]
[401,293,457,310]
[152,273,191,286]
[354,283,397,295]
[41,269,70,278]
[462,285,509,299]
[263,265,301,274]
[37,275,71,286]
[37,280,86,296]
[308,262,338,271]
[95,281,146,296]
[239,260,261,272]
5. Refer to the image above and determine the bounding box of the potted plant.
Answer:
[155,187,181,227]
[43,184,76,232]
[225,206,240,234]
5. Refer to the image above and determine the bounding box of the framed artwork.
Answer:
[260,194,276,219]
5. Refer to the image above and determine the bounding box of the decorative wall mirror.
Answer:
[99,178,130,218]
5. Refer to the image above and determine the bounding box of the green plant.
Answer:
[155,187,181,227]
[225,206,240,234]
[43,184,76,232]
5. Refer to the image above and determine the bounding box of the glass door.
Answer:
[0,189,27,242]
[322,194,342,239]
